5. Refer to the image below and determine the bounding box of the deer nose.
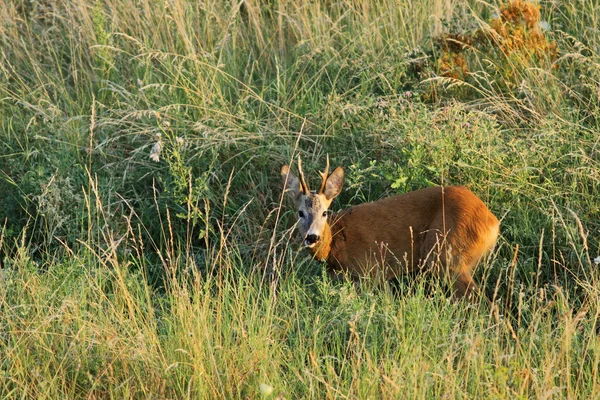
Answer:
[305,234,320,245]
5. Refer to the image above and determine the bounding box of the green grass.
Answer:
[1,0,599,398]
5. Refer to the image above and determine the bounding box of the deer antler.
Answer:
[318,155,330,194]
[297,156,310,194]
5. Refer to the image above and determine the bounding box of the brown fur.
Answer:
[282,163,499,298]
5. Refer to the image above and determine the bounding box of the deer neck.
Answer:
[309,221,333,262]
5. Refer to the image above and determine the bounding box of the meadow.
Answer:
[1,0,599,398]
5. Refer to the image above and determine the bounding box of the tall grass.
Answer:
[1,0,599,398]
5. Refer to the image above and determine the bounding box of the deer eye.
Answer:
[298,211,305,219]
[322,211,327,217]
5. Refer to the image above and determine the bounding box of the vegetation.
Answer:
[1,0,599,398]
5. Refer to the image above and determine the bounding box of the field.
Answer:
[1,0,599,398]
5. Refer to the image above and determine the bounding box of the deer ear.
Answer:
[324,167,344,200]
[281,165,302,203]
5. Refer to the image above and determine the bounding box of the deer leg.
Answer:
[419,226,453,291]
[451,269,478,299]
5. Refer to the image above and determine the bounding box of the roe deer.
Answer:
[281,157,499,298]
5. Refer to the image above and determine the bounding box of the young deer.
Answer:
[281,157,500,298]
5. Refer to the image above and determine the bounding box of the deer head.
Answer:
[281,156,345,248]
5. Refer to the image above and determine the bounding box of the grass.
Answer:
[1,0,599,398]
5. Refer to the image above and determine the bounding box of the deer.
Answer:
[280,157,500,298]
